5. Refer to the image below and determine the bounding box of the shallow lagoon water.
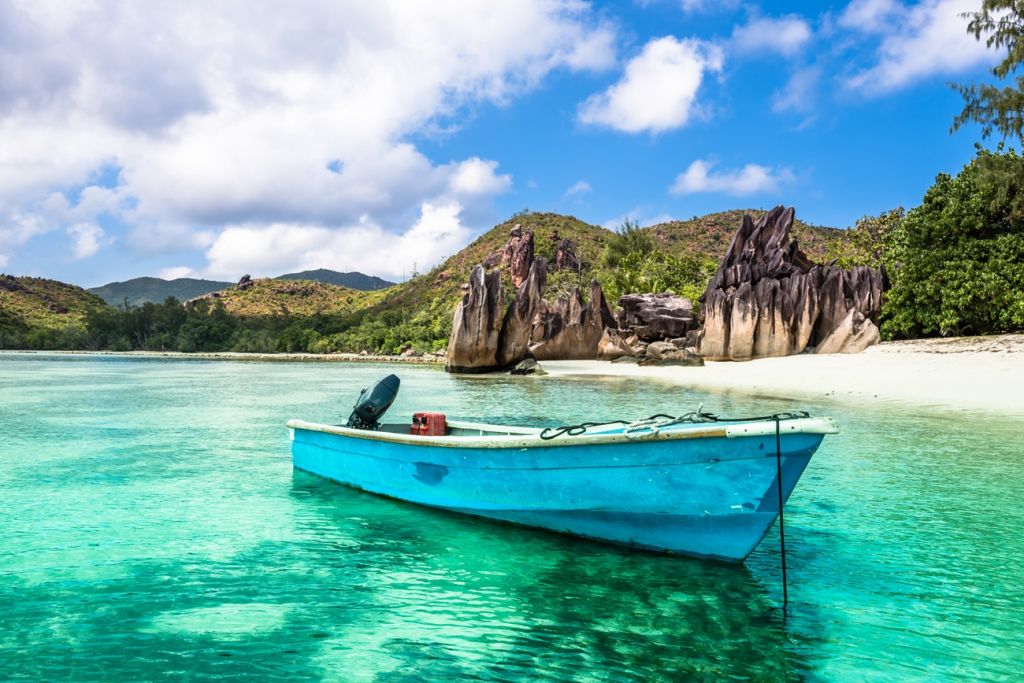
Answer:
[1,353,1022,681]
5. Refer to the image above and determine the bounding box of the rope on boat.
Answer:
[538,408,810,440]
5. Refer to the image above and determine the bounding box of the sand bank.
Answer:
[542,335,1024,417]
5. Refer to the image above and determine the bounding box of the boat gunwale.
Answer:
[286,417,839,449]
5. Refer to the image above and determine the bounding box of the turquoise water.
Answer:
[1,354,1022,681]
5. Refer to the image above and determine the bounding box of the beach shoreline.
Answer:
[0,349,445,365]
[4,333,1022,415]
[542,334,1024,417]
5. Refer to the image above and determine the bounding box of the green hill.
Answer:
[89,277,231,307]
[1,275,109,347]
[276,269,394,291]
[644,209,846,263]
[189,277,389,318]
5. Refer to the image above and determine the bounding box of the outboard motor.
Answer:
[347,374,400,430]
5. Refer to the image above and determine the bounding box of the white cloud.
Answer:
[731,15,813,57]
[579,37,723,133]
[0,213,51,266]
[847,0,997,93]
[201,200,471,281]
[772,66,823,113]
[564,180,592,196]
[447,158,512,196]
[839,0,903,33]
[670,160,793,196]
[66,222,105,259]
[0,1,614,271]
[159,266,198,280]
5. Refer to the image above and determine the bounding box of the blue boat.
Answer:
[288,377,838,562]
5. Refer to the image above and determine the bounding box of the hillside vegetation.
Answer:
[191,278,388,317]
[645,209,846,263]
[0,275,107,347]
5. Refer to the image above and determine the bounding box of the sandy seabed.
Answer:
[542,334,1024,418]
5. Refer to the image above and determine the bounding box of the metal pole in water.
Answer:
[775,416,789,611]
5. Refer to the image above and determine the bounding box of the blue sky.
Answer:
[0,0,1006,287]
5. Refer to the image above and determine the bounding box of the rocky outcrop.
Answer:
[597,328,634,360]
[638,340,704,367]
[698,206,885,360]
[497,258,547,367]
[815,309,881,354]
[501,224,534,288]
[445,265,505,373]
[531,280,615,361]
[618,293,695,342]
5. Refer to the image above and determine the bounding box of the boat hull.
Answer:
[289,421,825,562]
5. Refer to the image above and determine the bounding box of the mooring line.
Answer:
[775,415,789,613]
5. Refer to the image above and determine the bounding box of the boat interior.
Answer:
[373,421,545,438]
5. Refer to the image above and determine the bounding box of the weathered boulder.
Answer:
[637,349,704,367]
[815,309,881,354]
[597,328,635,360]
[501,224,534,288]
[554,238,581,272]
[445,265,505,373]
[497,258,547,367]
[644,341,678,360]
[699,206,886,360]
[618,293,695,342]
[509,358,546,375]
[237,274,254,290]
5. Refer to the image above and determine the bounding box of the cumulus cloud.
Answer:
[731,15,813,57]
[847,0,997,93]
[66,222,105,259]
[0,1,615,274]
[201,200,471,282]
[670,160,793,196]
[579,37,723,133]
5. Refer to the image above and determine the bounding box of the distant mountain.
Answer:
[89,277,231,307]
[275,269,394,291]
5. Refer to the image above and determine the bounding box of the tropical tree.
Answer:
[881,146,1024,339]
[953,1,1024,141]
[603,218,654,268]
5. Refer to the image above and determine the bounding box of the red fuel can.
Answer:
[410,412,447,436]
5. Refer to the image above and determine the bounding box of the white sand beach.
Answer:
[542,334,1024,417]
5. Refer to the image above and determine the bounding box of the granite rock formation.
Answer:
[530,280,616,361]
[497,259,547,367]
[445,265,504,373]
[447,225,617,371]
[698,206,884,361]
[501,224,534,288]
[618,293,695,342]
